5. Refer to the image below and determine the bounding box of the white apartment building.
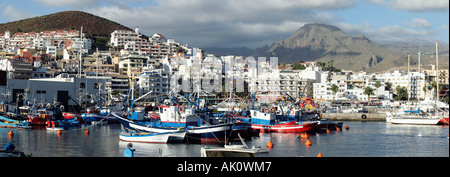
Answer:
[110,28,143,48]
[376,70,425,100]
[137,67,169,101]
[118,54,147,78]
[313,71,388,101]
[1,30,89,53]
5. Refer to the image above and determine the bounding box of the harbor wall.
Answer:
[322,113,386,121]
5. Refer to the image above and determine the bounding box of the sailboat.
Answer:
[389,43,449,125]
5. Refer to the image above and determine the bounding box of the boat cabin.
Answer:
[249,109,276,125]
[158,106,197,127]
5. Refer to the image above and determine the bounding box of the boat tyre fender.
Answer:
[361,114,367,119]
[179,106,185,113]
[289,110,295,115]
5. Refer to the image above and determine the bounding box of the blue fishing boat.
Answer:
[0,115,19,128]
[81,107,107,123]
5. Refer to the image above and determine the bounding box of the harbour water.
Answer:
[1,122,448,157]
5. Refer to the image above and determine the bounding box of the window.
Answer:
[36,90,46,94]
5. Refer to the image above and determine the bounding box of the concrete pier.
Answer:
[322,113,386,121]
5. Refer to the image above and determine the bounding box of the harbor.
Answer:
[1,121,448,157]
[0,2,449,159]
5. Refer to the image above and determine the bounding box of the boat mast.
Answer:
[407,54,410,103]
[435,42,439,102]
[435,42,439,114]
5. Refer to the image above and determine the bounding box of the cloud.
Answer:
[88,0,354,48]
[32,0,100,8]
[2,4,35,21]
[368,0,449,11]
[411,18,431,28]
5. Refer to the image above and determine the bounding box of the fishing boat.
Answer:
[46,118,80,128]
[246,109,319,133]
[186,123,234,144]
[0,115,19,128]
[62,112,83,122]
[119,131,171,144]
[251,120,318,133]
[27,108,49,126]
[81,107,107,123]
[113,110,188,142]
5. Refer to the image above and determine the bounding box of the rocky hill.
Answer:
[259,24,406,72]
[0,11,131,37]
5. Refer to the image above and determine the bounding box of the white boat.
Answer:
[200,133,269,157]
[119,132,170,144]
[390,115,442,125]
[47,127,64,131]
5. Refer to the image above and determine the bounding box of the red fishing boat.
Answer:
[63,112,83,122]
[248,109,319,133]
[27,108,53,126]
[27,114,47,126]
[251,121,318,133]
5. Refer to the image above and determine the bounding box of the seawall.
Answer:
[322,113,386,121]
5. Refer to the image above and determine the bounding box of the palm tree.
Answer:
[385,82,392,100]
[364,87,374,102]
[374,81,381,99]
[331,84,339,100]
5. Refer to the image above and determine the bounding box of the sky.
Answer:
[0,0,448,48]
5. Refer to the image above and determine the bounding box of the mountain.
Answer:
[0,11,131,37]
[258,24,406,72]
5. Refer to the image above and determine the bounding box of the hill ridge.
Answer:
[0,11,131,37]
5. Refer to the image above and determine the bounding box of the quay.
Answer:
[322,113,386,121]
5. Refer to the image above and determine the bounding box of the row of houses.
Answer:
[0,30,92,57]
[1,28,449,109]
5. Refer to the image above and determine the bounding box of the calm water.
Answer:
[1,122,448,157]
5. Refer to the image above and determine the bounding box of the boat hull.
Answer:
[28,115,47,126]
[438,117,449,125]
[120,132,170,144]
[251,121,318,133]
[82,113,106,123]
[63,112,83,122]
[390,118,442,125]
[113,112,186,142]
[186,124,234,144]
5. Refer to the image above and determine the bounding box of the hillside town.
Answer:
[0,27,449,110]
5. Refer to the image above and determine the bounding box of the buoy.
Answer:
[267,140,274,148]
[8,130,14,136]
[345,125,349,130]
[336,127,341,132]
[326,129,331,134]
[57,129,62,135]
[300,133,308,139]
[85,129,90,135]
[305,139,312,146]
[317,152,323,157]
